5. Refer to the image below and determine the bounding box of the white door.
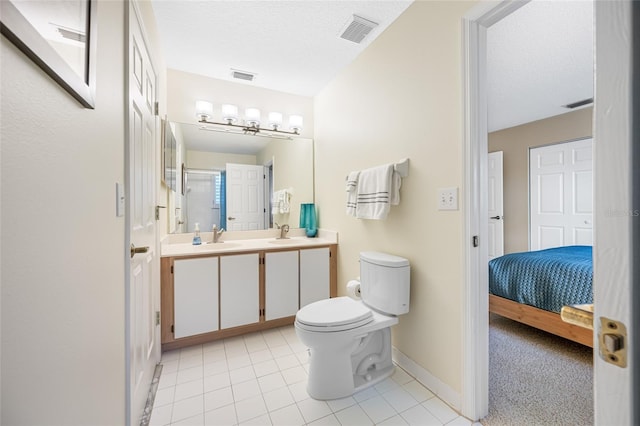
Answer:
[593,1,634,423]
[487,151,504,259]
[127,4,160,424]
[300,248,331,307]
[265,251,299,320]
[529,138,593,250]
[220,254,260,329]
[225,163,265,231]
[174,257,219,339]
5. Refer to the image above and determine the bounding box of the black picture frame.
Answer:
[0,0,97,109]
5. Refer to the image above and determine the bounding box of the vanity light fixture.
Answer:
[195,101,303,136]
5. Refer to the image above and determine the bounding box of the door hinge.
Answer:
[472,236,479,247]
[171,324,174,333]
[155,205,166,221]
[171,265,174,274]
[599,317,627,367]
[155,311,160,326]
[154,101,159,116]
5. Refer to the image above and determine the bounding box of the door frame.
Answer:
[462,1,635,423]
[461,1,530,419]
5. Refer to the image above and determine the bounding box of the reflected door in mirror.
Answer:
[226,163,267,231]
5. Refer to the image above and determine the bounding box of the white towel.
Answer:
[356,164,394,220]
[272,189,291,214]
[280,189,290,213]
[345,171,359,217]
[390,170,402,205]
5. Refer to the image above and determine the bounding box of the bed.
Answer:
[488,245,594,347]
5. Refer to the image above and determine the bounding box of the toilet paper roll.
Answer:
[346,280,361,300]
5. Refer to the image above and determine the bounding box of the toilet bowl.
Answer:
[295,251,410,400]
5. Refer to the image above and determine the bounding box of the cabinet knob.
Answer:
[228,216,236,221]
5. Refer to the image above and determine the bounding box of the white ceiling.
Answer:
[151,1,413,97]
[151,0,594,134]
[487,0,594,132]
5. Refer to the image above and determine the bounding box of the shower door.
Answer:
[184,170,221,232]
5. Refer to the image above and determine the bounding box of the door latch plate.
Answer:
[599,317,627,368]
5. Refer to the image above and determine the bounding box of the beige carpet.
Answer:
[481,313,594,426]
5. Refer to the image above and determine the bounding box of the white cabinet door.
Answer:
[300,248,330,307]
[220,253,260,329]
[174,257,219,339]
[265,251,299,320]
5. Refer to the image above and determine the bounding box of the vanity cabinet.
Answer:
[220,253,260,329]
[300,247,331,308]
[173,257,219,338]
[265,251,299,320]
[161,244,337,350]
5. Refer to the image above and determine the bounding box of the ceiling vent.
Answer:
[563,98,593,109]
[52,23,86,43]
[340,14,379,44]
[231,69,256,82]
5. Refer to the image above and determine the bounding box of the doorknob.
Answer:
[228,216,236,220]
[490,215,503,220]
[130,244,149,258]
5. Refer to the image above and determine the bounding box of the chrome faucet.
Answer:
[278,224,290,239]
[211,225,225,243]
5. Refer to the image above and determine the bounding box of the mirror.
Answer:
[169,122,314,234]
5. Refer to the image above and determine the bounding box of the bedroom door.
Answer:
[529,138,593,250]
[488,151,504,259]
[593,1,635,424]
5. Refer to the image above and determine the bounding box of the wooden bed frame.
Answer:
[489,294,593,348]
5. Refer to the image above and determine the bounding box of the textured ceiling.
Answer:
[151,0,594,134]
[151,1,413,97]
[487,0,594,132]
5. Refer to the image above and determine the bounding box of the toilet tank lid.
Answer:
[360,251,409,268]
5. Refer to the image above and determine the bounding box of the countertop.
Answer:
[161,228,337,257]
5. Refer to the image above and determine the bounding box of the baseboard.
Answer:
[392,346,462,413]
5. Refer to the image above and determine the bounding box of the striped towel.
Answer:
[346,171,359,217]
[355,164,394,220]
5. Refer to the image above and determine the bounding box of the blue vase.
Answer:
[300,203,317,238]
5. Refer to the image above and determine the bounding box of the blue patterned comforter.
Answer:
[489,246,593,313]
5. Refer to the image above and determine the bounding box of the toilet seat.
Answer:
[296,297,373,332]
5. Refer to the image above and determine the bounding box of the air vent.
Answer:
[231,69,256,82]
[563,98,593,109]
[340,14,379,44]
[52,24,86,43]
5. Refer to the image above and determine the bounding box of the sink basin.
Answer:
[268,238,312,245]
[198,242,241,250]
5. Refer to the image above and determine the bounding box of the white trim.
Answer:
[461,0,530,421]
[392,348,461,413]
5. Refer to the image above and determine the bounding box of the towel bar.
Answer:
[345,158,410,180]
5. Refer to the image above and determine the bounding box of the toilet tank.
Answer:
[359,251,410,315]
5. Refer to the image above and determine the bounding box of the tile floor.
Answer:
[150,325,473,426]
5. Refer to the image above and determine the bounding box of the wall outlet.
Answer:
[438,187,458,210]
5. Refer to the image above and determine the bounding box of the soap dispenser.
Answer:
[192,222,202,245]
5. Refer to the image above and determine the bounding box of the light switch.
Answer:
[438,187,458,210]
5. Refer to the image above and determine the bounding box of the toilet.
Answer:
[295,251,410,400]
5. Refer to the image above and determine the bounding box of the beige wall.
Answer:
[257,138,315,228]
[314,1,476,400]
[488,107,593,254]
[0,1,127,423]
